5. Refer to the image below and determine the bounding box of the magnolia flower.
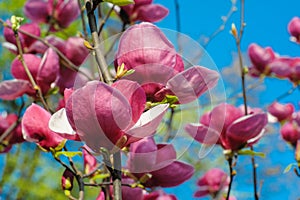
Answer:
[3,22,41,53]
[280,120,300,146]
[115,23,219,104]
[49,80,169,151]
[288,17,300,43]
[22,103,66,151]
[248,43,276,76]
[194,168,229,198]
[185,103,268,151]
[269,57,300,83]
[127,137,194,187]
[24,0,80,31]
[120,0,168,24]
[0,113,24,153]
[0,48,59,100]
[268,102,294,122]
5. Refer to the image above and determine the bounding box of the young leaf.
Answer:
[55,151,83,158]
[237,149,266,158]
[103,0,134,6]
[283,163,298,174]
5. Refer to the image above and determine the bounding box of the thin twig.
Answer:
[85,0,113,84]
[78,0,88,40]
[112,151,122,200]
[84,182,130,187]
[98,5,115,36]
[226,157,235,200]
[163,108,175,142]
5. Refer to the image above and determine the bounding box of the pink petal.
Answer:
[166,66,219,104]
[194,190,209,198]
[0,80,33,100]
[11,54,41,81]
[136,4,169,22]
[146,161,194,187]
[280,121,300,145]
[226,113,268,150]
[185,123,220,145]
[24,0,49,23]
[57,0,80,28]
[37,48,60,93]
[288,17,300,42]
[65,37,89,66]
[248,43,275,72]
[22,104,65,150]
[134,0,152,6]
[112,80,146,125]
[65,81,132,151]
[267,102,294,122]
[269,57,293,78]
[125,104,169,145]
[115,23,177,72]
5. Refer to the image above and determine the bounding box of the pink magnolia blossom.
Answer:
[3,22,41,53]
[115,23,219,104]
[22,103,66,151]
[280,120,300,146]
[288,17,300,43]
[24,0,80,31]
[127,137,194,187]
[248,43,276,76]
[0,113,24,153]
[194,168,229,198]
[269,57,300,83]
[185,103,268,150]
[120,0,168,24]
[143,190,177,200]
[0,48,59,101]
[49,80,169,151]
[268,102,294,122]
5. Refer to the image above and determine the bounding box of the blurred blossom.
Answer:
[24,0,80,31]
[120,0,169,24]
[194,168,229,198]
[268,102,294,122]
[280,120,300,146]
[288,17,300,43]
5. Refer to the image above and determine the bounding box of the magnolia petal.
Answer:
[57,0,80,28]
[136,4,169,23]
[37,48,60,93]
[185,123,220,145]
[49,108,75,135]
[11,54,41,81]
[146,161,194,187]
[115,23,176,71]
[22,104,65,150]
[125,104,169,144]
[226,113,268,150]
[0,80,33,100]
[65,37,89,66]
[65,81,132,150]
[166,66,219,104]
[24,0,48,23]
[112,80,146,125]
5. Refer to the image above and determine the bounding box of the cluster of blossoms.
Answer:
[247,17,300,84]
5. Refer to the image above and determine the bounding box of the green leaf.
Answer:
[91,173,110,181]
[283,163,298,174]
[237,149,265,158]
[103,0,134,6]
[55,151,82,158]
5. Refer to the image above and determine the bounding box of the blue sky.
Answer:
[155,0,300,199]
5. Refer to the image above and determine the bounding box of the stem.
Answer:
[78,0,88,40]
[163,108,175,142]
[0,19,92,80]
[85,0,113,84]
[14,31,50,112]
[112,151,122,200]
[226,157,234,200]
[234,1,259,199]
[98,5,115,36]
[174,0,182,53]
